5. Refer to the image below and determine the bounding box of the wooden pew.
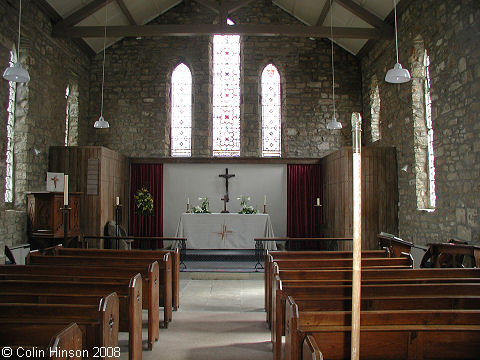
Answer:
[0,322,83,360]
[266,255,413,326]
[264,250,389,314]
[272,279,480,360]
[26,251,172,327]
[0,293,119,360]
[45,246,181,311]
[0,277,141,360]
[286,298,480,360]
[0,261,161,348]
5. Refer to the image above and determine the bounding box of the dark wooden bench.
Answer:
[286,298,480,360]
[266,255,412,326]
[0,322,82,360]
[45,246,181,310]
[264,250,389,320]
[426,242,480,268]
[0,293,119,360]
[0,276,141,360]
[26,251,172,328]
[0,262,159,351]
[272,279,480,360]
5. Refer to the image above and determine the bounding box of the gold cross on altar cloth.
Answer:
[216,223,233,242]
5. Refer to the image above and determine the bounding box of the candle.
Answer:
[64,175,69,206]
[187,197,190,206]
[116,196,120,206]
[264,195,267,206]
[316,197,320,206]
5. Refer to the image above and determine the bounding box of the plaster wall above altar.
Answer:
[163,163,287,239]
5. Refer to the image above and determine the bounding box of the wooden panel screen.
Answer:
[322,147,398,250]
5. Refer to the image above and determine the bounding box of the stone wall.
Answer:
[86,0,362,158]
[360,0,480,245]
[0,0,91,247]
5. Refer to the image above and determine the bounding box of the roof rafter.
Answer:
[316,0,331,26]
[335,0,390,30]
[52,23,392,39]
[116,0,137,25]
[57,0,116,27]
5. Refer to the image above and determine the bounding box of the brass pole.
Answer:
[351,112,362,360]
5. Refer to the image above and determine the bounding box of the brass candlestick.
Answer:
[263,204,267,214]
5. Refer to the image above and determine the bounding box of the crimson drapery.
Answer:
[129,163,163,249]
[287,164,323,250]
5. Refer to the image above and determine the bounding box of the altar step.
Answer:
[180,249,263,274]
[183,249,256,262]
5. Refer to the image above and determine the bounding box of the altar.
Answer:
[174,213,276,250]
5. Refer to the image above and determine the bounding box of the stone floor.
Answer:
[118,278,272,360]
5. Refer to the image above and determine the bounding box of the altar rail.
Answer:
[82,236,187,267]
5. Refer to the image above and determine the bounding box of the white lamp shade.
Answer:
[385,63,411,83]
[327,117,343,130]
[3,62,30,83]
[94,115,110,128]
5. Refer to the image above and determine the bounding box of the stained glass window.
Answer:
[424,50,436,208]
[261,64,281,157]
[212,21,241,157]
[5,49,16,203]
[171,63,192,157]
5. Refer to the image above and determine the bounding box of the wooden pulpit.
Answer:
[27,192,81,250]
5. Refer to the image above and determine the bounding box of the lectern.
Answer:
[26,192,81,250]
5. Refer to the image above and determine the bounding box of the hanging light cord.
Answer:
[393,0,399,64]
[100,2,108,118]
[16,0,22,61]
[330,0,336,119]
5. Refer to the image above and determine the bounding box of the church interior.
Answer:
[0,0,479,359]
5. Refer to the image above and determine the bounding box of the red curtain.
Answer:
[287,164,323,250]
[129,163,163,248]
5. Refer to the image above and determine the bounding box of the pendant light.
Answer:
[3,0,30,83]
[94,1,110,129]
[327,0,342,130]
[385,0,411,83]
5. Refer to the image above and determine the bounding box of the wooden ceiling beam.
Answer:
[116,0,137,25]
[195,0,220,14]
[316,0,331,26]
[335,0,390,30]
[57,0,115,28]
[225,0,256,14]
[52,24,392,39]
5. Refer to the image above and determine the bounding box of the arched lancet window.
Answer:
[5,49,17,203]
[261,64,281,157]
[370,76,381,143]
[65,83,79,146]
[412,37,436,210]
[424,50,436,208]
[171,63,192,157]
[212,19,240,157]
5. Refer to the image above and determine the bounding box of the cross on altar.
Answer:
[219,168,235,213]
[51,175,59,190]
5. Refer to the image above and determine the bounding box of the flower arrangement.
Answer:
[134,187,153,215]
[192,197,210,213]
[238,195,258,214]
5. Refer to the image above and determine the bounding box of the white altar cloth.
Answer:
[175,213,276,250]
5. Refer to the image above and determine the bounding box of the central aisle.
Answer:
[119,278,272,360]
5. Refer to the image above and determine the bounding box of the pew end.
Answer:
[302,335,323,360]
[48,323,83,360]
